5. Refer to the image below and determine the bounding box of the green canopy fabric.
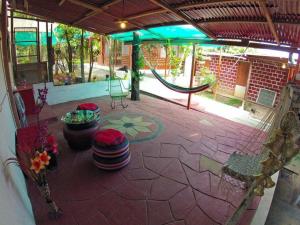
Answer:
[15,31,57,46]
[110,25,213,45]
[15,28,91,46]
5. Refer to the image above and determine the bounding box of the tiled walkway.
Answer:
[28,95,261,225]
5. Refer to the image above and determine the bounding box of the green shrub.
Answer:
[199,67,216,88]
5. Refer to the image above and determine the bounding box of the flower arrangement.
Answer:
[5,85,62,219]
[5,124,62,218]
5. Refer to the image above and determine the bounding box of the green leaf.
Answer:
[121,116,131,123]
[126,127,138,137]
[115,127,127,134]
[102,124,123,129]
[134,126,151,132]
[132,116,143,123]
[135,121,152,127]
[107,119,124,125]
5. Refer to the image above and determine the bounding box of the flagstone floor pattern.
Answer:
[27,95,261,225]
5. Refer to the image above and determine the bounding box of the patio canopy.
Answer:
[110,24,211,44]
[10,0,300,51]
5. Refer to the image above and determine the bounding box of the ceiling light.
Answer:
[119,21,127,29]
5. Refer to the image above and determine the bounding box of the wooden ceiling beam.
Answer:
[127,39,300,53]
[174,0,259,10]
[11,7,105,34]
[59,0,67,6]
[70,0,122,24]
[196,17,300,25]
[125,0,259,20]
[68,0,163,39]
[149,0,216,39]
[258,0,280,45]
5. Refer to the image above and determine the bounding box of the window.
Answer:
[256,88,277,107]
[14,27,38,64]
[160,47,166,58]
[122,44,129,56]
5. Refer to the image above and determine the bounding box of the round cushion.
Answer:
[94,129,125,146]
[93,153,131,170]
[77,103,99,111]
[93,138,129,158]
[93,151,130,164]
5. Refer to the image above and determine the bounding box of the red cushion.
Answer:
[94,129,125,146]
[77,103,98,111]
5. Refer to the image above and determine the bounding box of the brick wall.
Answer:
[196,54,288,104]
[196,55,240,95]
[141,46,170,69]
[97,44,170,70]
[247,58,288,105]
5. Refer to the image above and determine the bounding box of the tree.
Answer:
[87,33,101,82]
[167,44,191,78]
[80,29,85,82]
[131,32,142,101]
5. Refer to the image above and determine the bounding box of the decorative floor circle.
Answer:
[102,112,164,143]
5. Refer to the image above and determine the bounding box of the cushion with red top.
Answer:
[77,103,98,111]
[94,129,125,146]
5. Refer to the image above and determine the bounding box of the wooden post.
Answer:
[164,45,168,79]
[131,32,141,101]
[37,21,40,63]
[101,36,105,65]
[46,22,54,82]
[214,47,222,99]
[10,10,17,80]
[187,44,196,110]
[1,1,21,128]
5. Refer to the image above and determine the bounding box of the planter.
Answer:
[62,110,100,150]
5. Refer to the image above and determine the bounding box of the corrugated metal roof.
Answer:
[10,0,300,48]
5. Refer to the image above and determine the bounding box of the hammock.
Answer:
[150,68,209,94]
[137,42,210,94]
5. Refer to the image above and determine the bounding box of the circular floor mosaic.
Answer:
[102,112,164,143]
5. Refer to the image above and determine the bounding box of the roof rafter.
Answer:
[148,0,216,39]
[69,0,123,25]
[67,0,164,39]
[126,39,300,54]
[258,0,280,45]
[196,17,300,25]
[125,0,259,20]
[10,8,104,34]
[58,0,67,6]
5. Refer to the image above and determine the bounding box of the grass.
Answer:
[198,91,243,108]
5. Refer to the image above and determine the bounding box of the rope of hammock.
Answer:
[140,46,210,94]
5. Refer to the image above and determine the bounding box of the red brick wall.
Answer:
[141,46,170,69]
[196,55,288,104]
[196,55,240,95]
[97,44,170,70]
[246,59,288,104]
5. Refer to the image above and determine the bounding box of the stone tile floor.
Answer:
[27,95,262,225]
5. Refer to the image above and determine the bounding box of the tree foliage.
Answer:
[167,44,191,77]
[87,33,101,82]
[55,24,84,74]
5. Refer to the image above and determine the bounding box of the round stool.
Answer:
[92,129,130,170]
[77,103,101,122]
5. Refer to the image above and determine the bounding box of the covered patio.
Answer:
[28,94,261,225]
[1,1,300,225]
